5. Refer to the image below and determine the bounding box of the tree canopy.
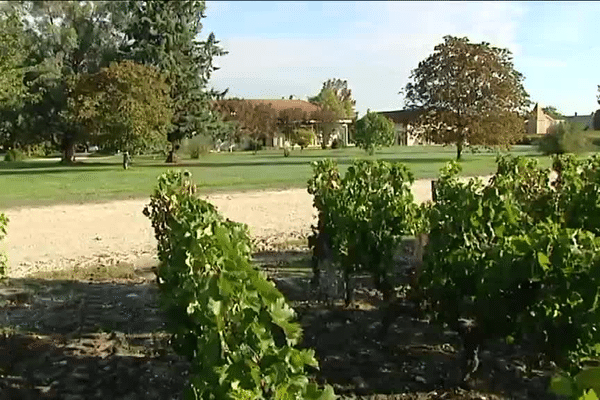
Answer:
[11,1,123,162]
[355,110,396,155]
[0,1,226,163]
[405,35,529,160]
[542,105,565,120]
[310,78,356,147]
[119,0,227,162]
[71,60,172,155]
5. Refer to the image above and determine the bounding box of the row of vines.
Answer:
[143,171,335,399]
[308,155,600,399]
[0,212,7,279]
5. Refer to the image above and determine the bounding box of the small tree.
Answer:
[293,128,315,150]
[355,110,396,155]
[71,60,173,157]
[278,107,307,142]
[310,79,356,147]
[405,35,529,160]
[537,121,589,155]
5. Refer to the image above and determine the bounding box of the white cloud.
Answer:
[209,1,528,116]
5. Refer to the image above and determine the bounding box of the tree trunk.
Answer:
[165,141,180,163]
[456,141,463,161]
[61,137,76,164]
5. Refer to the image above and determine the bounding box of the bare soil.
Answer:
[0,254,558,399]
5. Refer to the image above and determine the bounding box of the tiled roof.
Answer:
[244,99,321,113]
[563,114,594,127]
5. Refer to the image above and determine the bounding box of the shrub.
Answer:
[0,213,8,280]
[421,154,600,375]
[308,159,424,304]
[355,110,396,155]
[294,128,314,150]
[537,122,589,155]
[189,143,209,159]
[4,148,25,162]
[330,139,340,149]
[516,134,542,146]
[143,170,335,399]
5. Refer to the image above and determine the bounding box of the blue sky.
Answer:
[202,1,600,118]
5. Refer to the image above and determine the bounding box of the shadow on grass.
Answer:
[132,157,456,169]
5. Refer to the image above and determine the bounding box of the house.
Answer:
[525,103,563,135]
[563,112,595,130]
[215,99,353,148]
[377,109,431,146]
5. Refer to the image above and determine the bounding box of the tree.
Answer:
[293,128,314,150]
[355,110,396,155]
[0,5,29,150]
[0,7,27,110]
[278,107,307,142]
[537,121,589,155]
[71,60,172,156]
[542,105,564,120]
[119,0,227,163]
[310,79,356,147]
[242,102,278,152]
[212,99,279,152]
[404,35,529,160]
[16,1,123,163]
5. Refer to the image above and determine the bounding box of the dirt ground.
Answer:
[0,256,558,399]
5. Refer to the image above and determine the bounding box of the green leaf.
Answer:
[537,251,550,269]
[575,368,600,395]
[548,373,574,396]
[582,389,599,400]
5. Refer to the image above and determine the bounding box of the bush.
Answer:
[516,134,542,146]
[294,128,314,150]
[330,139,340,149]
[0,213,8,280]
[355,110,396,155]
[537,122,589,155]
[4,148,25,162]
[143,170,335,399]
[308,159,424,304]
[189,143,209,159]
[421,154,600,375]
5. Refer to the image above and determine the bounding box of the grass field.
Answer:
[0,145,553,209]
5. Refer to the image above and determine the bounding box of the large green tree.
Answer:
[71,60,172,156]
[0,5,29,150]
[405,35,529,160]
[17,0,122,162]
[310,78,356,147]
[119,0,227,162]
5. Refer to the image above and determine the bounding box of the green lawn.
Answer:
[0,145,551,209]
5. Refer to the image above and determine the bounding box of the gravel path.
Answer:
[1,176,490,278]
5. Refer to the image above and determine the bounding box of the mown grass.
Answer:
[0,145,552,209]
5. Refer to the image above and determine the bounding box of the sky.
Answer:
[201,1,600,118]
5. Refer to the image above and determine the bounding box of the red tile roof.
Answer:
[243,99,321,114]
